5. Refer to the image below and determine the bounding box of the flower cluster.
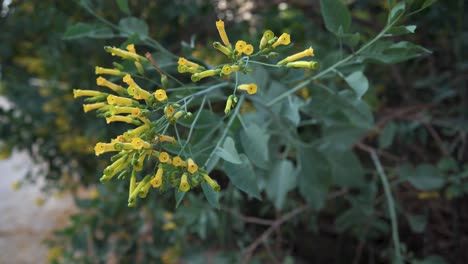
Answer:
[177,20,318,114]
[73,44,220,207]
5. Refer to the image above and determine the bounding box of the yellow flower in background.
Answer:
[104,46,148,62]
[215,19,232,49]
[272,33,291,48]
[162,221,177,230]
[11,181,22,191]
[238,83,258,95]
[154,89,168,102]
[187,158,198,174]
[164,105,176,117]
[179,173,190,192]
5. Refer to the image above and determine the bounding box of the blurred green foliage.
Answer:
[1,0,467,263]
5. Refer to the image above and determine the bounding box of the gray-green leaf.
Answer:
[201,182,220,209]
[63,23,113,40]
[240,123,270,168]
[345,71,369,99]
[216,136,242,164]
[116,0,130,14]
[118,17,149,38]
[320,0,351,35]
[223,154,261,199]
[266,160,297,209]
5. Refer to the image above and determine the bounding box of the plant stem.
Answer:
[370,151,402,263]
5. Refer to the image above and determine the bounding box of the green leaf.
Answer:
[224,154,260,199]
[422,0,438,9]
[345,71,369,99]
[320,0,351,35]
[403,164,446,191]
[406,213,427,233]
[387,2,405,25]
[298,147,332,210]
[118,17,149,38]
[201,182,219,209]
[363,40,431,64]
[386,25,417,36]
[178,109,221,128]
[326,150,365,188]
[265,160,297,209]
[379,121,397,149]
[240,123,270,169]
[116,0,130,14]
[280,95,304,126]
[175,190,186,208]
[63,23,113,40]
[216,137,242,164]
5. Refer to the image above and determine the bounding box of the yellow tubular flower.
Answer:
[221,65,232,75]
[260,30,275,49]
[277,47,315,65]
[272,33,291,48]
[123,74,137,86]
[286,61,319,70]
[95,66,123,76]
[103,155,128,176]
[179,173,190,192]
[191,69,220,82]
[127,85,151,100]
[131,137,151,150]
[159,151,170,163]
[94,142,118,156]
[177,65,198,74]
[73,89,102,98]
[162,222,177,230]
[164,105,176,117]
[83,102,107,113]
[158,134,177,144]
[107,95,134,105]
[109,106,141,116]
[243,44,254,55]
[172,156,187,167]
[151,165,164,188]
[238,83,258,95]
[126,44,136,53]
[213,42,232,56]
[123,124,150,140]
[203,173,221,192]
[96,77,126,94]
[178,57,202,70]
[231,65,240,72]
[104,46,148,62]
[224,95,234,114]
[215,20,232,49]
[134,151,149,171]
[106,115,137,124]
[154,89,168,102]
[235,40,247,54]
[186,158,198,174]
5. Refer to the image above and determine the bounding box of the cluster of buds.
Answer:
[73,44,220,207]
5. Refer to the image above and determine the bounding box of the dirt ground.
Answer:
[0,151,76,264]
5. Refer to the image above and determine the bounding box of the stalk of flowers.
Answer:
[72,44,222,207]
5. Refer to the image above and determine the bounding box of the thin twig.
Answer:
[221,208,274,226]
[355,142,402,162]
[424,123,449,156]
[241,190,347,263]
[370,151,402,263]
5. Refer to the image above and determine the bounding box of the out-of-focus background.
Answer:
[1,0,467,263]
